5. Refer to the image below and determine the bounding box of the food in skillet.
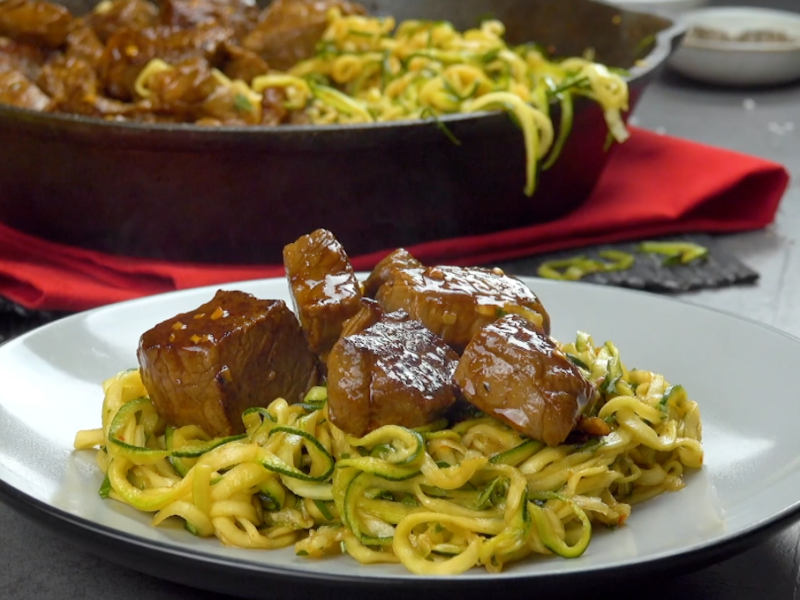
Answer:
[74,229,703,575]
[0,0,630,194]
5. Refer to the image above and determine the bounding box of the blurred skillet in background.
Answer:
[0,0,684,265]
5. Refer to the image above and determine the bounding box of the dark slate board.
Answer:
[0,298,64,343]
[492,234,759,293]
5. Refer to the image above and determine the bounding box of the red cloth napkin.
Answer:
[3,127,790,313]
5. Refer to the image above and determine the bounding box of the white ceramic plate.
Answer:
[668,7,800,86]
[2,277,800,598]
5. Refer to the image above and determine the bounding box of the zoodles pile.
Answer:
[74,331,702,575]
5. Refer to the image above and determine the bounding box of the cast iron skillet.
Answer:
[0,0,684,264]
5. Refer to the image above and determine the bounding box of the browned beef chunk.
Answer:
[376,266,551,354]
[37,51,137,117]
[65,19,105,67]
[198,79,262,124]
[220,42,268,84]
[0,36,45,80]
[0,0,72,48]
[363,248,422,299]
[100,23,231,100]
[0,68,51,110]
[86,0,158,43]
[260,84,287,125]
[242,0,365,70]
[454,314,595,447]
[137,289,319,437]
[138,56,217,120]
[327,310,459,437]
[128,53,261,124]
[160,0,258,38]
[62,90,135,117]
[340,298,384,338]
[283,229,362,361]
[38,54,97,103]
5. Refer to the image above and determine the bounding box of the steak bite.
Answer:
[159,0,259,37]
[339,297,384,338]
[362,247,422,299]
[137,289,319,437]
[376,265,551,354]
[0,36,46,80]
[220,42,269,85]
[0,0,73,48]
[86,0,158,43]
[454,314,595,447]
[326,310,459,437]
[65,19,105,68]
[37,55,98,107]
[0,69,51,110]
[100,23,232,101]
[283,229,362,361]
[242,0,365,70]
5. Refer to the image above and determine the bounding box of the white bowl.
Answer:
[668,7,800,86]
[601,0,709,14]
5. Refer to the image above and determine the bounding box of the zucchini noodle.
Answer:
[133,10,630,197]
[74,331,702,575]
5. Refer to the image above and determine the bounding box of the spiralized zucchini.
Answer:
[135,11,630,197]
[74,331,702,575]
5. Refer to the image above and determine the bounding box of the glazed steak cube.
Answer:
[376,266,551,354]
[283,228,362,360]
[159,0,259,37]
[339,297,384,338]
[362,247,422,298]
[0,0,73,48]
[0,69,51,110]
[137,289,319,437]
[326,311,459,437]
[241,0,365,70]
[0,36,46,81]
[454,314,595,447]
[86,0,158,43]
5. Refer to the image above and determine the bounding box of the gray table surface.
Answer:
[2,1,800,598]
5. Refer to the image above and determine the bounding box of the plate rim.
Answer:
[2,473,798,596]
